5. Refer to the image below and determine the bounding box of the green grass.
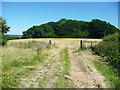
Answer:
[93,60,120,88]
[1,41,49,88]
[38,76,48,88]
[54,48,75,88]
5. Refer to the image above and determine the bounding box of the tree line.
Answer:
[0,18,119,45]
[22,18,119,38]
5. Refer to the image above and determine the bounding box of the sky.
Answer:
[2,2,118,35]
[2,0,120,2]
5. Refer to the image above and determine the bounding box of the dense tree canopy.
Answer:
[23,19,119,38]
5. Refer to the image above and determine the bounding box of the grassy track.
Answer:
[93,60,120,88]
[2,38,108,88]
[54,48,75,88]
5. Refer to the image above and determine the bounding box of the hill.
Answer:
[22,19,119,38]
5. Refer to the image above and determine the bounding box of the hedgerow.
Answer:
[92,32,120,76]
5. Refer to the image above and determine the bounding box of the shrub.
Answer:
[93,42,120,69]
[103,32,119,42]
[1,35,7,45]
[92,32,120,76]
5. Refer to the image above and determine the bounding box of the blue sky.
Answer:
[2,0,120,2]
[2,2,118,35]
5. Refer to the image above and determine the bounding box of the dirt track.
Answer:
[9,38,109,88]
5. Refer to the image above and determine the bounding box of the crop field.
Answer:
[1,38,112,88]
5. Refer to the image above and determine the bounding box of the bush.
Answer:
[92,32,120,76]
[103,32,119,42]
[0,35,22,46]
[0,35,7,45]
[93,42,120,68]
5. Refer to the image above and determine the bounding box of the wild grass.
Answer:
[83,40,98,43]
[7,40,48,49]
[54,48,75,88]
[1,40,50,88]
[93,60,120,88]
[74,45,87,53]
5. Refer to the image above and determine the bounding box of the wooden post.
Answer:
[91,42,93,48]
[49,40,51,44]
[80,40,83,50]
